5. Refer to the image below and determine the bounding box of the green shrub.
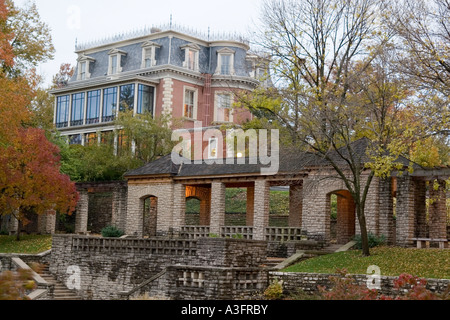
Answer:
[353,233,386,249]
[264,279,284,300]
[101,226,124,238]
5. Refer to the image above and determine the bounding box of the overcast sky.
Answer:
[14,0,264,86]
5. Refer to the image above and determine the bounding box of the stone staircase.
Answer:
[264,241,356,271]
[39,265,82,301]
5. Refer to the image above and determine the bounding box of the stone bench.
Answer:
[411,238,448,249]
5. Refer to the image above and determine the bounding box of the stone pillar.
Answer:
[364,177,380,235]
[396,176,416,247]
[414,180,427,238]
[172,184,186,233]
[38,210,56,235]
[246,186,255,226]
[112,184,128,231]
[302,178,333,242]
[378,178,395,245]
[75,190,89,235]
[288,184,303,228]
[155,185,174,237]
[8,214,19,235]
[429,180,447,240]
[253,180,270,241]
[210,182,226,235]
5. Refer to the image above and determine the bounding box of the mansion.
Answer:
[50,25,268,157]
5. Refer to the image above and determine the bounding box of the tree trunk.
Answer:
[356,205,370,256]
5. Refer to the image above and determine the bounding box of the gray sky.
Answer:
[14,0,264,86]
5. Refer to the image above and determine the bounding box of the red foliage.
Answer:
[393,274,441,300]
[318,269,379,300]
[318,269,443,300]
[0,127,79,223]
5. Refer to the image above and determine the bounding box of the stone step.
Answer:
[39,265,82,301]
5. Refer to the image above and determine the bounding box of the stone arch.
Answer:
[142,195,158,238]
[328,190,356,244]
[185,186,211,226]
[185,196,201,225]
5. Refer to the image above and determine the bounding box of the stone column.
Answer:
[364,177,380,235]
[125,186,143,237]
[172,184,186,233]
[253,180,270,241]
[75,190,89,235]
[38,210,56,235]
[429,180,447,240]
[302,178,332,242]
[396,176,416,247]
[8,214,19,235]
[288,184,303,228]
[210,182,226,235]
[112,184,128,231]
[378,178,395,245]
[246,186,255,226]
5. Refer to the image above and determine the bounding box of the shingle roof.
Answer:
[124,138,424,178]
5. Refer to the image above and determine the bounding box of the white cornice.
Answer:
[77,30,250,55]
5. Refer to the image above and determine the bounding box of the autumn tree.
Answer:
[0,0,14,69]
[382,0,450,162]
[242,0,426,256]
[0,1,78,239]
[0,128,79,240]
[1,0,54,77]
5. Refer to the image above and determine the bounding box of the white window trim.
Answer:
[181,43,201,72]
[214,91,234,123]
[76,54,95,81]
[183,86,198,120]
[108,49,127,75]
[215,47,235,76]
[208,137,219,160]
[141,41,161,69]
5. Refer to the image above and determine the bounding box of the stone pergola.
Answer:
[120,148,449,248]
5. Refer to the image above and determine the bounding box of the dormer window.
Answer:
[108,49,127,75]
[216,48,235,76]
[181,43,200,72]
[77,54,95,80]
[141,41,160,69]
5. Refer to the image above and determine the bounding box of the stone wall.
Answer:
[270,272,450,297]
[49,235,268,300]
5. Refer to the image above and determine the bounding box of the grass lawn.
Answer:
[284,246,450,280]
[0,235,52,254]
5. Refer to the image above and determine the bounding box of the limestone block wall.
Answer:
[49,235,197,300]
[270,272,450,297]
[302,173,382,243]
[126,182,174,237]
[49,235,268,300]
